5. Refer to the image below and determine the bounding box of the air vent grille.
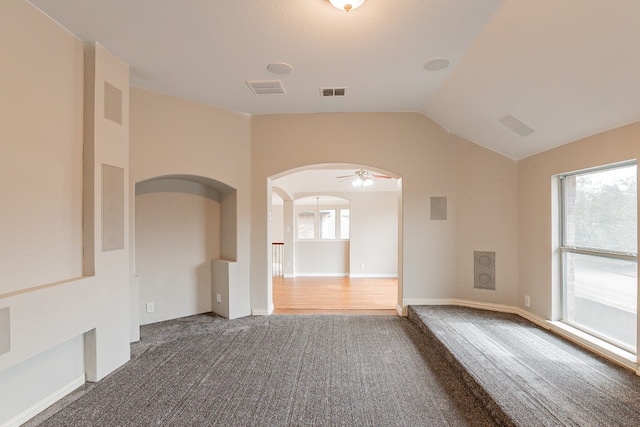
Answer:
[246,80,285,95]
[499,114,535,137]
[321,87,346,97]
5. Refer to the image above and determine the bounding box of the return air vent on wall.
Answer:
[246,80,285,95]
[321,87,346,97]
[499,114,535,137]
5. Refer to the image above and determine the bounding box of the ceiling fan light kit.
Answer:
[328,0,366,12]
[352,177,373,187]
[337,169,391,187]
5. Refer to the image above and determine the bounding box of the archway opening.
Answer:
[268,164,402,314]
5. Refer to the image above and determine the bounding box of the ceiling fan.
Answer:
[337,169,392,187]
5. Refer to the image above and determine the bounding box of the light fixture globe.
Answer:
[329,0,366,12]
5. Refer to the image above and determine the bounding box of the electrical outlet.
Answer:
[524,295,530,308]
[216,293,222,304]
[146,302,155,313]
[360,263,365,270]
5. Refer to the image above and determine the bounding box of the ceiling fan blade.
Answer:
[372,174,392,179]
[336,175,354,179]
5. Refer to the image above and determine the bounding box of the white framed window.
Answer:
[319,209,336,239]
[297,211,315,239]
[295,202,349,241]
[340,209,350,239]
[559,162,637,352]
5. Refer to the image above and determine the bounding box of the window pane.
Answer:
[340,209,350,239]
[564,165,637,252]
[565,252,637,350]
[319,209,335,239]
[297,211,315,239]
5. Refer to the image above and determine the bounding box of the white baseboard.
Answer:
[396,304,405,316]
[294,273,349,277]
[252,303,274,316]
[349,274,398,278]
[403,298,640,374]
[2,374,85,427]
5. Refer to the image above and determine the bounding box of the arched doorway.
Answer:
[268,164,402,314]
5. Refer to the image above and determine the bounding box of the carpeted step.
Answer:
[407,305,640,427]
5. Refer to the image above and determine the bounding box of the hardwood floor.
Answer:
[272,276,398,315]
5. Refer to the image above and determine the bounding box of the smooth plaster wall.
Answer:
[271,204,285,243]
[0,335,84,424]
[0,0,84,295]
[1,1,131,421]
[136,188,221,325]
[348,191,398,277]
[130,88,252,319]
[453,136,518,305]
[251,112,516,312]
[295,241,350,275]
[518,121,640,320]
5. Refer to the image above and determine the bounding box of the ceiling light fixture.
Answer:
[351,169,373,187]
[328,0,366,12]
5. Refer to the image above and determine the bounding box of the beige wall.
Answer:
[250,113,519,313]
[518,122,640,319]
[0,0,84,295]
[130,88,252,319]
[0,1,131,423]
[453,136,519,305]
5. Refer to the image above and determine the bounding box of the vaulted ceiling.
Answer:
[28,0,640,159]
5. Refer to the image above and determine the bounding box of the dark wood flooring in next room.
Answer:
[272,276,398,315]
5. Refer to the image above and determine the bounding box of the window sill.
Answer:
[547,320,638,372]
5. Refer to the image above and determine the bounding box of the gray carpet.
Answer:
[25,314,494,426]
[408,305,640,427]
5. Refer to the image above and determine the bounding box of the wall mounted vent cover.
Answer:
[499,114,535,137]
[246,80,285,95]
[321,88,346,97]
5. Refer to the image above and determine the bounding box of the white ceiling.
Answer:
[28,0,640,159]
[273,168,399,198]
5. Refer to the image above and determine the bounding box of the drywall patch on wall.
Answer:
[0,307,9,354]
[102,164,125,251]
[104,81,122,125]
[430,196,447,220]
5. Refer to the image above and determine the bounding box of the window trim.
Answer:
[295,206,350,241]
[558,161,638,353]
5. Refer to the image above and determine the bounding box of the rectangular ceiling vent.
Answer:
[499,114,535,137]
[246,80,285,95]
[321,87,346,97]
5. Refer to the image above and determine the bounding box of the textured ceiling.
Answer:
[28,0,640,159]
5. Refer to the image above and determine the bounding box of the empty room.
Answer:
[2,0,640,425]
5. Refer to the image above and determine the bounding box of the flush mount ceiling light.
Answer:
[328,0,366,12]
